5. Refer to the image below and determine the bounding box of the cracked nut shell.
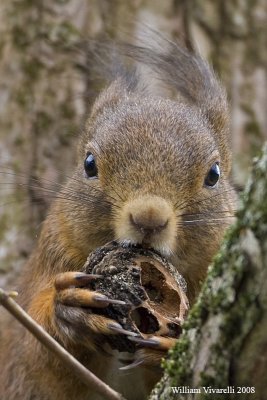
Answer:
[83,241,189,352]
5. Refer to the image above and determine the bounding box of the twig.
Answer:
[0,288,126,400]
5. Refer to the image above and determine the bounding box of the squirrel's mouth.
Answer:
[119,238,173,259]
[114,195,177,258]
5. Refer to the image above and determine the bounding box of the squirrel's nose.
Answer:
[129,212,169,235]
[114,195,177,253]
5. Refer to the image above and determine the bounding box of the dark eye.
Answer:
[205,163,220,188]
[84,153,98,178]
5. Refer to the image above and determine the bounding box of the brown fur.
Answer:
[0,37,236,400]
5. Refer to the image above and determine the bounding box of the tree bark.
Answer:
[0,0,85,287]
[1,1,266,288]
[187,0,267,187]
[149,143,267,399]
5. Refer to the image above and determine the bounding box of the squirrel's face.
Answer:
[74,98,234,275]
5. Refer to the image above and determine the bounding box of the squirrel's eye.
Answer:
[205,163,220,188]
[84,153,98,178]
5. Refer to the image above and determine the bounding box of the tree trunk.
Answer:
[0,0,85,287]
[0,1,266,393]
[149,143,267,399]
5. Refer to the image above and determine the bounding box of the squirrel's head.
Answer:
[61,38,236,300]
[82,94,225,256]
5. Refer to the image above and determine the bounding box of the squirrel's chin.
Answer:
[118,239,173,259]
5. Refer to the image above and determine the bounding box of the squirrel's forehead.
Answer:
[89,126,217,174]
[91,103,215,156]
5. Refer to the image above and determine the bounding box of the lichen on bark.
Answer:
[149,142,267,400]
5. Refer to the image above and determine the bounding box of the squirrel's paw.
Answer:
[120,336,176,370]
[53,272,131,350]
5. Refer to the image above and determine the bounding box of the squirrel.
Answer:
[0,36,236,400]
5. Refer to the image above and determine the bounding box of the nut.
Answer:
[83,241,189,352]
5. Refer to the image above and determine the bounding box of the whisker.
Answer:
[0,182,85,201]
[0,177,121,210]
[0,168,121,209]
[0,171,121,211]
[179,217,235,224]
[175,188,236,211]
[0,170,78,197]
[64,173,122,205]
[178,210,237,218]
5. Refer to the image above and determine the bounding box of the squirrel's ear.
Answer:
[83,79,129,140]
[89,79,128,121]
[183,54,231,172]
[83,39,139,133]
[82,74,138,147]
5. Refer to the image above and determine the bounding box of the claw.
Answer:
[108,323,139,337]
[55,272,102,290]
[119,359,144,371]
[93,295,128,306]
[75,273,103,282]
[129,335,176,351]
[127,336,160,348]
